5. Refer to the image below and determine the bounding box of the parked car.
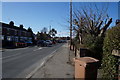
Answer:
[24,41,33,46]
[37,40,47,47]
[57,40,63,43]
[45,40,52,45]
[61,40,67,43]
[50,40,57,44]
[57,40,67,43]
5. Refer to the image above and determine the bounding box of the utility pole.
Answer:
[70,0,72,50]
[49,25,51,40]
[49,25,51,35]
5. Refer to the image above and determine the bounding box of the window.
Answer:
[15,36,18,42]
[20,37,24,41]
[7,28,10,35]
[2,35,4,40]
[28,37,32,41]
[11,36,15,41]
[15,30,17,35]
[7,36,12,41]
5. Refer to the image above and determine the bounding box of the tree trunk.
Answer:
[79,33,82,44]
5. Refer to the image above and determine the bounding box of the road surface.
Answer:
[2,43,64,78]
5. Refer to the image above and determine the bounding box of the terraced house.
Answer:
[0,21,34,47]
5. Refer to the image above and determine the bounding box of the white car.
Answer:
[45,40,52,45]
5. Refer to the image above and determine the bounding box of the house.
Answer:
[0,21,34,47]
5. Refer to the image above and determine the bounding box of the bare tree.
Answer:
[73,3,112,44]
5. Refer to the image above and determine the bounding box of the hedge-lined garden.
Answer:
[71,4,120,79]
[72,23,120,79]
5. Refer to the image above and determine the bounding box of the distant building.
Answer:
[0,21,34,47]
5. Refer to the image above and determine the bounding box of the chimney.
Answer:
[20,25,23,29]
[9,21,14,27]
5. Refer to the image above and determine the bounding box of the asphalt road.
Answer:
[2,43,64,78]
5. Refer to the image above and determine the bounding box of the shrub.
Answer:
[102,24,120,79]
[82,34,104,61]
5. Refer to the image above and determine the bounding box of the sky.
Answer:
[2,2,119,37]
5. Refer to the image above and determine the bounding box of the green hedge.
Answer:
[102,25,120,79]
[82,35,103,61]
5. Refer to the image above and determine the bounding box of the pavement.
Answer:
[0,48,3,52]
[31,43,75,78]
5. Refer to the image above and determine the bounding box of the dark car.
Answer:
[57,40,67,43]
[37,40,47,47]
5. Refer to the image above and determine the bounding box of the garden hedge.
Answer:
[102,24,120,79]
[82,34,103,61]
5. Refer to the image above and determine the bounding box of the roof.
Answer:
[1,22,28,32]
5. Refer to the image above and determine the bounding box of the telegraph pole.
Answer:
[49,25,51,40]
[70,0,72,50]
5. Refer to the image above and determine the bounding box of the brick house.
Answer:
[0,21,34,47]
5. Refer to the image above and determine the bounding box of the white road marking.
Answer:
[1,53,21,59]
[38,48,42,49]
[4,47,29,52]
[33,47,42,51]
[2,47,43,59]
